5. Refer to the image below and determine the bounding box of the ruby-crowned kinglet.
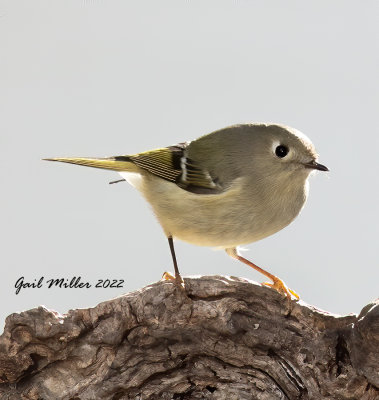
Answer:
[45,123,328,299]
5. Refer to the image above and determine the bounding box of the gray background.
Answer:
[1,1,378,331]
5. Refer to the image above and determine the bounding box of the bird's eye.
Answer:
[275,145,289,158]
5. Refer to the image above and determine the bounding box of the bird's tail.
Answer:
[43,156,139,172]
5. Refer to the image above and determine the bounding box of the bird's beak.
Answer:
[303,160,329,172]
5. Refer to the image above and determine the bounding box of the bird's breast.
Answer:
[138,174,308,248]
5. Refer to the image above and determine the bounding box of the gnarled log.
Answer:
[0,276,378,399]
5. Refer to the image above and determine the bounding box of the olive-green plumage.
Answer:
[45,123,328,298]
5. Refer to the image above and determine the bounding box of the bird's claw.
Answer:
[261,278,300,301]
[161,271,184,288]
[161,271,175,281]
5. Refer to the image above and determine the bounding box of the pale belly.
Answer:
[125,173,308,249]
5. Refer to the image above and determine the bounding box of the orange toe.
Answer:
[261,278,300,301]
[161,271,184,287]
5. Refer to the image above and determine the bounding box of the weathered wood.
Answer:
[0,276,378,399]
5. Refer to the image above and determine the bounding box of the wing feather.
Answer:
[124,143,220,193]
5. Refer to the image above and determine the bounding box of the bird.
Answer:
[44,123,328,300]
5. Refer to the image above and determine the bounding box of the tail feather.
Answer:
[43,157,139,172]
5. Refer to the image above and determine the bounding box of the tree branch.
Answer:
[0,276,378,399]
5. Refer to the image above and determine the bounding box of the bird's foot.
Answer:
[161,271,185,288]
[261,277,300,301]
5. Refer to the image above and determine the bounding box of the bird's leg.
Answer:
[225,247,299,301]
[162,236,184,286]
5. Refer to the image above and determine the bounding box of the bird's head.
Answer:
[249,124,329,181]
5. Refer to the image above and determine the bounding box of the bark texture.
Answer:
[0,276,378,400]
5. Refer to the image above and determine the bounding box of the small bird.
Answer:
[44,123,328,300]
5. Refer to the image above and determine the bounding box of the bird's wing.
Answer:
[124,143,221,193]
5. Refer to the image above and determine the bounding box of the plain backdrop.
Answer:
[1,1,378,332]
